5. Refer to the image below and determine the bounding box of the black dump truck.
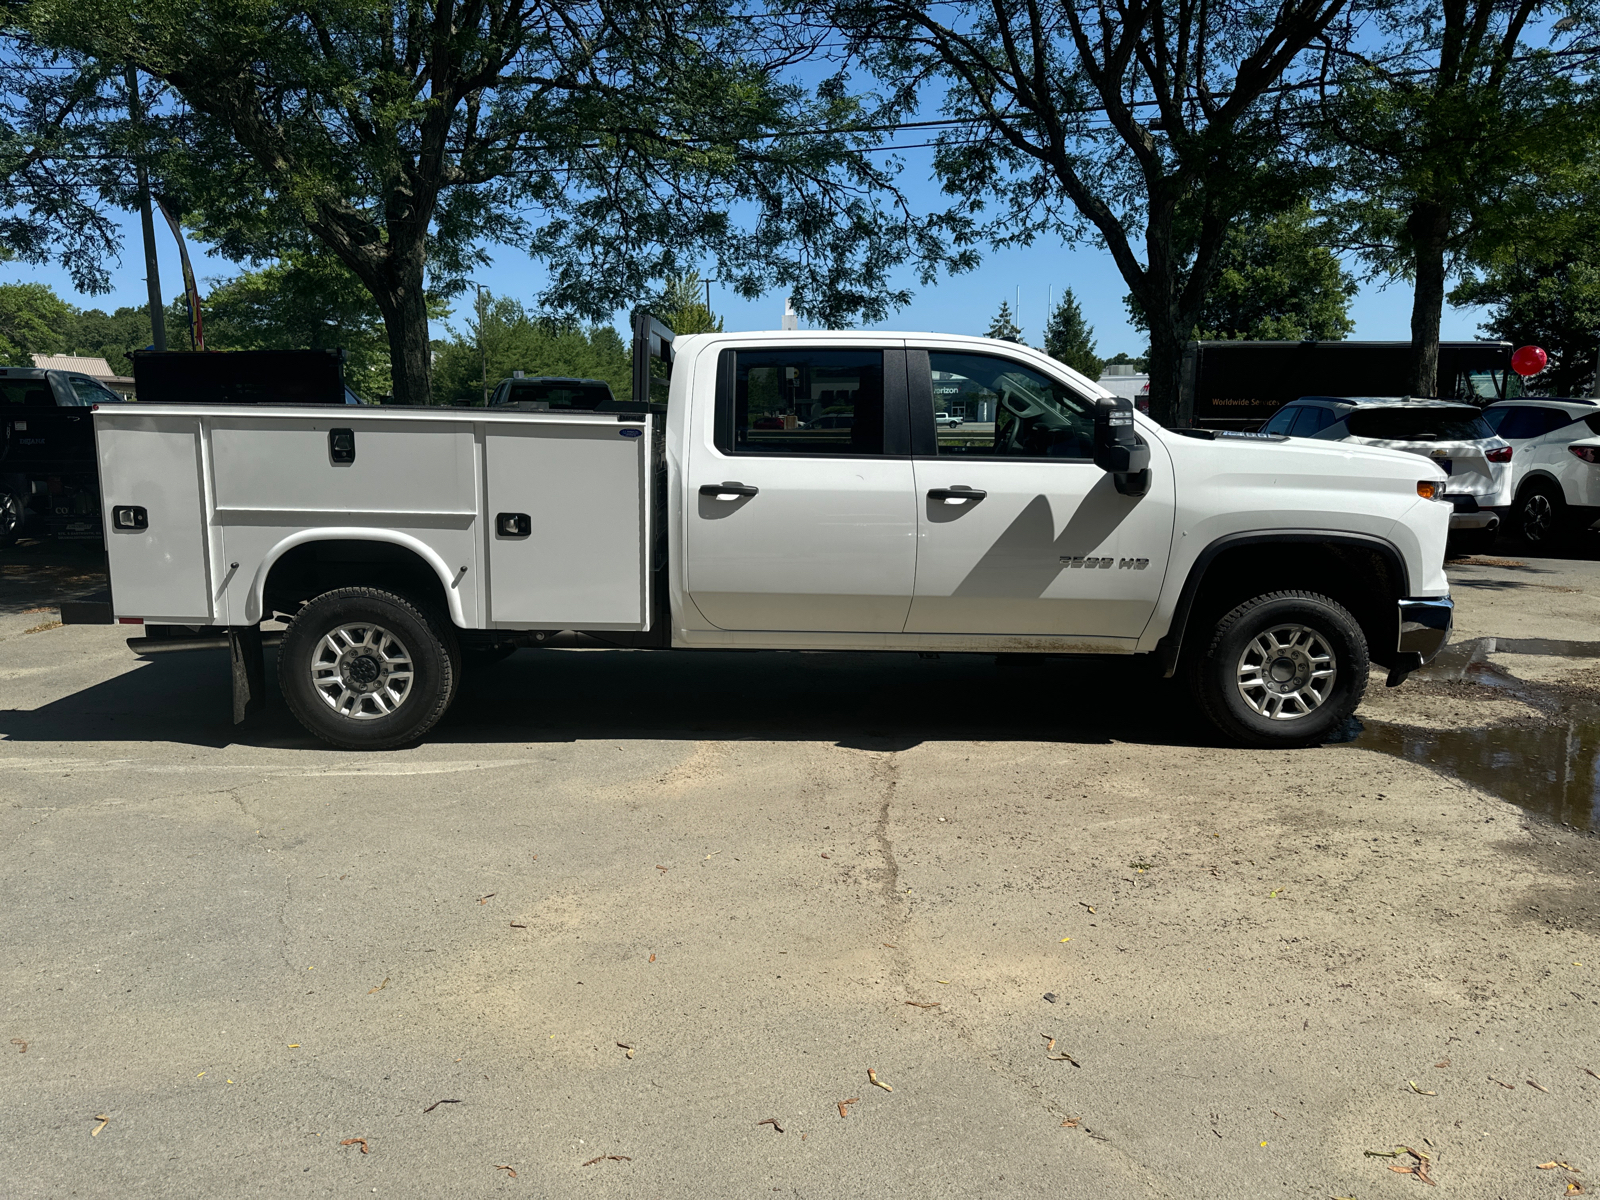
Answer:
[1182,340,1516,430]
[1,349,356,546]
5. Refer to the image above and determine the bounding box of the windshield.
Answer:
[494,380,613,409]
[1346,407,1494,441]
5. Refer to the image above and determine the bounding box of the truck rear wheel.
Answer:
[0,486,23,547]
[278,587,458,750]
[1187,591,1368,748]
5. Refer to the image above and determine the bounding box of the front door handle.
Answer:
[927,487,987,505]
[699,482,759,500]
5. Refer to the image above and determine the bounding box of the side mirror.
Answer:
[1092,397,1151,496]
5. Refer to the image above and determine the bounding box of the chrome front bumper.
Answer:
[1386,595,1454,684]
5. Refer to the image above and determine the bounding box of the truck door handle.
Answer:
[927,487,987,505]
[699,482,759,500]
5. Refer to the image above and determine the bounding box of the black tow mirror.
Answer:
[1092,397,1151,496]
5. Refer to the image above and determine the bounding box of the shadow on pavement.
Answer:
[0,539,108,615]
[0,643,1214,751]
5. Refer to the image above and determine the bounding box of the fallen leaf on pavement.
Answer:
[1585,1068,1600,1080]
[756,1118,784,1132]
[368,978,389,994]
[882,943,896,949]
[617,1043,635,1059]
[1079,903,1095,913]
[820,853,830,859]
[10,1039,26,1053]
[1568,1180,1585,1195]
[1434,1059,1449,1068]
[1408,1080,1437,1096]
[1060,1118,1080,1128]
[1490,1077,1515,1089]
[91,1115,107,1137]
[582,1156,604,1166]
[494,1164,517,1177]
[655,866,667,873]
[904,1001,938,1009]
[606,1156,631,1162]
[1047,1053,1081,1066]
[1365,1149,1404,1158]
[868,1068,892,1092]
[837,1097,860,1118]
[340,1138,370,1154]
[1042,1035,1055,1051]
[1528,1079,1551,1093]
[509,923,526,929]
[422,1100,461,1113]
[477,894,496,904]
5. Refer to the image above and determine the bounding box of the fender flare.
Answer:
[246,528,466,627]
[1154,530,1410,677]
[1514,469,1564,500]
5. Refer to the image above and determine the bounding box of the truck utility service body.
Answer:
[91,327,1455,749]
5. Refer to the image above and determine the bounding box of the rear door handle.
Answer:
[699,482,759,499]
[927,487,987,505]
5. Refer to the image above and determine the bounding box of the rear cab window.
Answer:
[716,348,906,456]
[492,379,614,409]
[1,378,57,406]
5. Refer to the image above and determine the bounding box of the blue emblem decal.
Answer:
[619,428,643,438]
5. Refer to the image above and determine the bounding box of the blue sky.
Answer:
[4,165,1493,360]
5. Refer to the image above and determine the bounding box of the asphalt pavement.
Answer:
[2,537,1598,1198]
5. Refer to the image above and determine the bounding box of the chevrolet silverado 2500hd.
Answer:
[87,316,1454,749]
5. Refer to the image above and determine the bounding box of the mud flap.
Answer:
[229,625,265,724]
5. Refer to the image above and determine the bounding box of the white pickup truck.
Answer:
[86,316,1454,750]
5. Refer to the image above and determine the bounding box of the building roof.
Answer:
[31,353,118,376]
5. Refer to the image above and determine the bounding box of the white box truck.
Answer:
[83,314,1455,749]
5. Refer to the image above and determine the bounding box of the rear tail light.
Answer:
[1570,445,1600,464]
[1417,481,1441,500]
[1486,445,1513,463]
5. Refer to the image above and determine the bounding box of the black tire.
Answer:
[1449,527,1499,556]
[1514,480,1568,547]
[1186,590,1369,748]
[0,487,24,547]
[278,587,458,750]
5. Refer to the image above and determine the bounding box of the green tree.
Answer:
[838,0,1349,425]
[0,281,69,364]
[202,254,395,399]
[1319,1,1595,394]
[1105,351,1149,372]
[1451,172,1600,396]
[1127,203,1356,341]
[431,296,631,404]
[32,0,956,407]
[655,272,723,336]
[1043,288,1103,378]
[986,300,1023,343]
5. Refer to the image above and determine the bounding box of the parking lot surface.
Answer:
[2,539,1598,1198]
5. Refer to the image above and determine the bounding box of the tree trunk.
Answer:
[374,256,433,406]
[1145,320,1187,428]
[1407,201,1450,397]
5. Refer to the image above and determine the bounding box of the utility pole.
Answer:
[126,65,166,352]
[698,277,713,312]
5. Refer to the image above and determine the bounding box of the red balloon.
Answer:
[1511,344,1548,377]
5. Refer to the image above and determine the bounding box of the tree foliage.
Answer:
[985,300,1023,343]
[431,296,631,404]
[836,0,1349,425]
[1127,203,1355,341]
[0,281,72,364]
[29,0,963,406]
[654,271,724,336]
[1043,287,1102,378]
[1318,0,1598,394]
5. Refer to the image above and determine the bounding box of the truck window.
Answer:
[1346,407,1494,441]
[1260,406,1300,435]
[65,376,120,406]
[721,349,886,456]
[1289,406,1336,436]
[926,352,1094,459]
[1,380,54,406]
[494,379,613,409]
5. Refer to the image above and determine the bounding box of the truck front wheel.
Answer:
[278,587,458,750]
[1187,591,1369,748]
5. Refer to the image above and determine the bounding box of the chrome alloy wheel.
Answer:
[0,489,22,538]
[1234,623,1337,721]
[1521,492,1555,541]
[310,623,414,719]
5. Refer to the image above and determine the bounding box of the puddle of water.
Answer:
[1351,635,1600,831]
[1356,712,1600,830]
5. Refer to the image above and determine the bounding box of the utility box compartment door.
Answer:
[96,413,213,621]
[484,421,650,629]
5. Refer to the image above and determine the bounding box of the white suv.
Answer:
[1481,398,1600,546]
[1260,396,1512,551]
